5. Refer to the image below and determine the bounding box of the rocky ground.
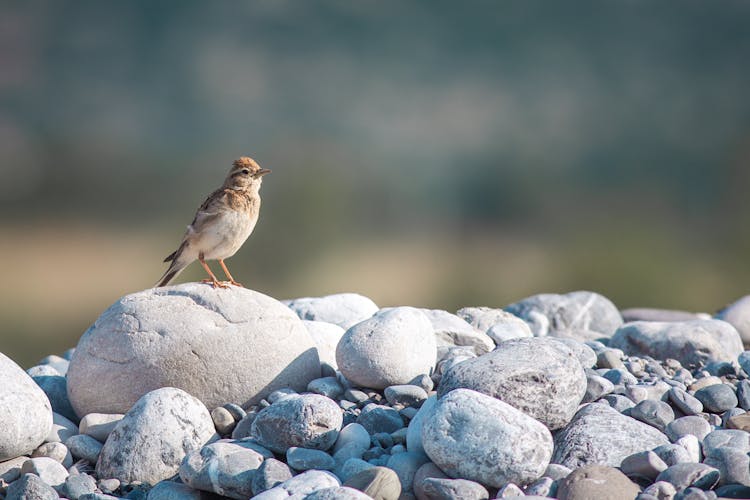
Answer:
[3,284,750,500]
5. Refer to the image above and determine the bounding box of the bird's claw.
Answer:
[200,278,230,289]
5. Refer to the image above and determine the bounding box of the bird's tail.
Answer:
[155,244,190,287]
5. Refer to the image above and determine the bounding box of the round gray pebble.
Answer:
[630,400,675,432]
[694,384,739,413]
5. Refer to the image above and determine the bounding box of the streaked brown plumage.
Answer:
[156,156,270,288]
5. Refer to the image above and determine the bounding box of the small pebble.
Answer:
[210,406,236,435]
[630,399,675,432]
[358,404,404,434]
[308,377,345,400]
[665,415,712,442]
[383,385,428,407]
[286,447,336,471]
[694,384,739,413]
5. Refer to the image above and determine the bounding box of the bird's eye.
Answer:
[241,169,250,175]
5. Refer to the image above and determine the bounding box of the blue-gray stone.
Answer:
[703,429,750,455]
[32,375,77,422]
[146,481,203,500]
[286,447,335,471]
[694,384,738,413]
[421,477,489,500]
[230,410,256,439]
[357,404,404,434]
[620,450,669,481]
[66,434,103,464]
[342,466,401,500]
[65,473,98,500]
[251,394,343,453]
[715,484,750,498]
[630,400,675,432]
[583,374,614,403]
[652,444,694,466]
[665,416,712,442]
[703,446,750,487]
[385,452,430,493]
[250,458,293,496]
[6,473,59,500]
[604,394,636,413]
[655,463,720,491]
[305,486,372,499]
[668,387,703,415]
[736,380,750,411]
[384,385,428,407]
[254,470,340,498]
[308,377,345,400]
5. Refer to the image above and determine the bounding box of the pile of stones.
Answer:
[3,284,750,500]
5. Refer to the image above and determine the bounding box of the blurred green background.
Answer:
[2,0,750,367]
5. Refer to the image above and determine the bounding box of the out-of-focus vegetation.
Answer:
[2,1,750,366]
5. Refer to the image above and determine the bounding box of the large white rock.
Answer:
[0,352,53,460]
[422,389,553,488]
[610,320,744,366]
[336,307,437,389]
[303,321,346,370]
[285,293,379,329]
[437,337,587,430]
[420,309,495,355]
[96,387,217,484]
[67,284,320,416]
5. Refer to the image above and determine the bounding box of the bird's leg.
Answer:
[218,259,243,287]
[198,254,228,288]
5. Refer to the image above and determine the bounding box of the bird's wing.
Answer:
[188,188,227,234]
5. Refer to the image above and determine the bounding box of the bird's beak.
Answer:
[257,168,271,177]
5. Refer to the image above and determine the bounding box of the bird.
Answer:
[156,156,271,288]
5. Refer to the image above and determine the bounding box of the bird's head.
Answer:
[224,156,271,190]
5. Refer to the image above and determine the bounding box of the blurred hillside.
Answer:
[2,0,750,366]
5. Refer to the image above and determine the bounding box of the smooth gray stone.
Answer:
[32,375,77,422]
[703,446,750,487]
[504,290,623,338]
[406,395,437,457]
[336,307,437,390]
[665,416,712,442]
[222,403,246,422]
[547,338,597,369]
[620,450,669,481]
[676,435,701,463]
[78,413,124,443]
[335,458,374,483]
[179,440,271,499]
[305,486,372,499]
[65,434,103,464]
[286,447,335,471]
[525,476,554,497]
[67,284,321,417]
[716,296,750,346]
[438,337,586,430]
[583,374,615,403]
[97,478,120,494]
[303,321,346,372]
[384,385,428,407]
[603,368,638,386]
[421,308,495,355]
[96,387,217,485]
[65,473,97,500]
[255,470,340,498]
[230,410,256,439]
[421,477,489,499]
[694,384,738,413]
[47,412,78,444]
[343,466,401,500]
[544,463,572,481]
[5,473,59,500]
[333,423,371,456]
[656,463,720,491]
[630,400,675,432]
[32,442,73,469]
[604,394,636,413]
[422,388,553,488]
[210,406,235,435]
[740,351,750,374]
[596,349,625,370]
[557,465,640,500]
[385,452,429,493]
[674,487,714,500]
[703,429,750,455]
[622,308,706,323]
[610,320,744,366]
[357,404,404,435]
[736,380,750,410]
[652,444,694,466]
[705,361,737,377]
[267,388,298,404]
[715,484,750,498]
[308,377,345,400]
[20,456,68,493]
[0,352,53,460]
[553,403,669,468]
[251,457,293,496]
[409,374,434,394]
[285,293,378,330]
[668,387,704,415]
[251,394,342,453]
[146,481,203,500]
[413,462,449,499]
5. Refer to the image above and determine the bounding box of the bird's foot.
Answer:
[229,280,243,287]
[200,278,230,289]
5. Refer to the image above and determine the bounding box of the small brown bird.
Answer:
[156,156,271,288]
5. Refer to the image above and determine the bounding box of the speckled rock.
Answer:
[557,465,641,500]
[336,307,437,390]
[285,293,379,329]
[96,387,217,484]
[422,389,553,488]
[251,394,342,453]
[504,290,623,338]
[610,320,744,366]
[0,352,53,460]
[254,470,340,498]
[437,337,586,430]
[67,284,321,417]
[5,473,59,500]
[553,403,669,468]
